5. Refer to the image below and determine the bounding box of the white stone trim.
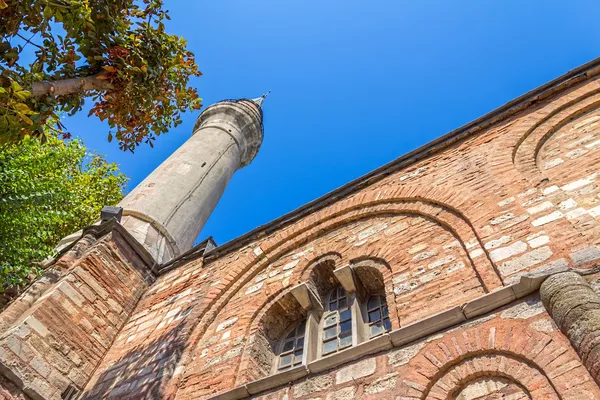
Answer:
[208,272,558,399]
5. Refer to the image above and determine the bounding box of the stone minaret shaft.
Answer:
[118,96,266,263]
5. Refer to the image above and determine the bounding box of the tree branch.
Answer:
[31,72,114,97]
[16,32,43,50]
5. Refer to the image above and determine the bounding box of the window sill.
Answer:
[208,273,550,400]
[246,365,308,395]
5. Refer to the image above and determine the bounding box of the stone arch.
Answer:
[234,288,307,385]
[513,89,600,185]
[349,257,400,331]
[486,79,600,188]
[395,316,600,400]
[424,353,558,399]
[170,191,498,398]
[298,252,343,297]
[454,376,530,400]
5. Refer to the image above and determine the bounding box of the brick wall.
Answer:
[0,227,153,399]
[249,296,600,400]
[71,71,600,400]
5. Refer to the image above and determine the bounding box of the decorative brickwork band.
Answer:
[540,271,600,384]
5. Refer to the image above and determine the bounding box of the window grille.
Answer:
[367,295,391,338]
[322,287,352,355]
[61,384,80,400]
[277,319,306,371]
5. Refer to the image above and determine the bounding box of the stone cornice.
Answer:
[207,270,565,400]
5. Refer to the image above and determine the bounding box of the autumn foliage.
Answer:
[0,0,202,151]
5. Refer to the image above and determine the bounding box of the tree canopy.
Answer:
[0,132,127,297]
[0,0,202,151]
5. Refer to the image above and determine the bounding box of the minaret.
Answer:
[117,93,268,263]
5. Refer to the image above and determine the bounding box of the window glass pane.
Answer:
[383,317,392,332]
[368,309,381,323]
[329,301,338,311]
[282,340,294,352]
[323,339,337,354]
[340,309,352,322]
[383,304,389,317]
[279,354,292,368]
[296,337,304,349]
[340,320,352,333]
[293,349,304,364]
[297,321,306,334]
[338,296,347,310]
[324,326,337,340]
[339,333,352,348]
[285,330,295,339]
[370,322,384,337]
[324,314,337,327]
[368,296,380,310]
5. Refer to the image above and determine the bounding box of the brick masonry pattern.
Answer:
[5,73,600,399]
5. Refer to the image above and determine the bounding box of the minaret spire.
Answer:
[251,90,271,108]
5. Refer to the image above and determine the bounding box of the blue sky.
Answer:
[66,1,600,247]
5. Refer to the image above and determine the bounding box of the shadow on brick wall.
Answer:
[83,322,186,400]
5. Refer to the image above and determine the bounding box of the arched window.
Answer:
[277,319,306,371]
[322,287,353,355]
[366,295,391,338]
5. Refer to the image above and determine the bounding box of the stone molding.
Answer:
[121,209,181,259]
[207,272,553,400]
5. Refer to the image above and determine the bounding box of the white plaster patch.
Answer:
[282,259,300,271]
[392,272,410,284]
[561,174,597,192]
[528,235,549,249]
[543,158,564,169]
[497,197,515,207]
[384,221,408,236]
[413,250,438,262]
[464,239,479,249]
[585,139,600,149]
[518,188,537,198]
[570,246,600,266]
[408,243,427,255]
[590,205,600,218]
[565,207,588,220]
[500,297,545,320]
[526,201,554,215]
[447,261,465,273]
[484,236,512,250]
[399,167,426,181]
[558,198,577,210]
[542,186,560,195]
[245,282,264,295]
[253,246,264,257]
[489,241,528,262]
[531,211,563,227]
[469,248,484,259]
[358,222,388,241]
[565,148,588,159]
[428,256,456,269]
[499,246,553,276]
[216,317,238,332]
[574,115,600,129]
[490,213,514,225]
[292,247,314,260]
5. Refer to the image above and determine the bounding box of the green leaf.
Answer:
[43,6,53,19]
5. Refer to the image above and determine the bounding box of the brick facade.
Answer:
[4,60,600,399]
